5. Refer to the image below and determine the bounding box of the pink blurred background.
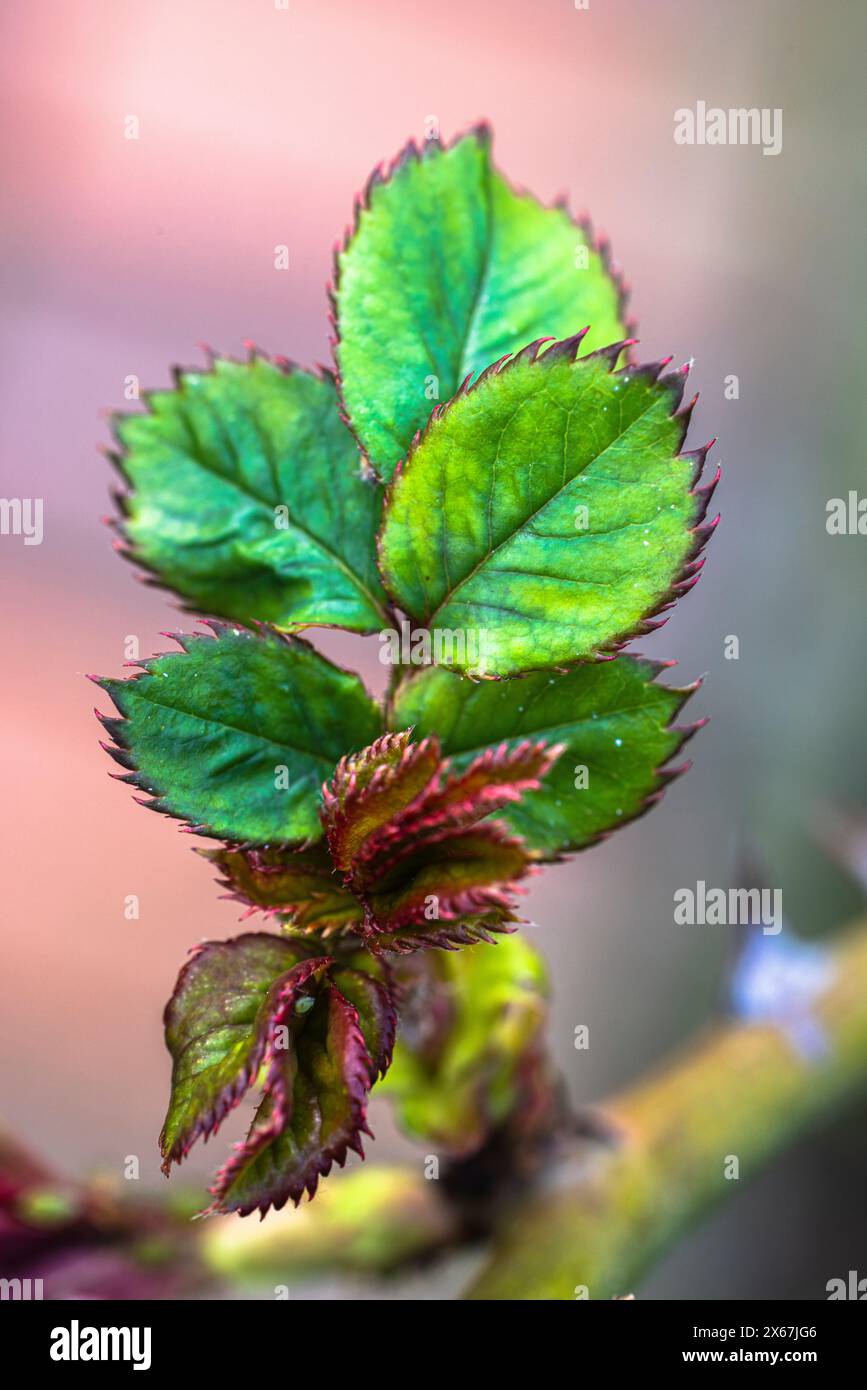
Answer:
[2,0,866,1296]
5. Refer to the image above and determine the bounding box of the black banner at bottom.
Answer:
[1,1297,863,1375]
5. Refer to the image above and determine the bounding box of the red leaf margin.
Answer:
[159,938,329,1173]
[207,981,380,1217]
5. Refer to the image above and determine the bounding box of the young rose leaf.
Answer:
[96,623,381,844]
[364,737,562,859]
[209,980,379,1215]
[159,933,324,1171]
[110,356,390,632]
[391,657,700,857]
[382,936,549,1155]
[333,126,629,478]
[378,338,717,677]
[366,824,532,933]
[316,728,558,950]
[329,965,397,1078]
[203,842,362,934]
[322,731,441,874]
[323,730,557,889]
[160,931,397,1215]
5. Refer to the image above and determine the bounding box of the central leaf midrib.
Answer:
[430,154,498,606]
[169,404,387,622]
[123,681,340,771]
[454,160,497,389]
[426,384,671,626]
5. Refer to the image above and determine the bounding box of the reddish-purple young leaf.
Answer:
[314,727,560,952]
[330,965,397,1077]
[208,982,377,1216]
[354,739,562,878]
[203,843,362,934]
[321,730,440,874]
[159,929,400,1215]
[366,824,532,933]
[159,934,329,1172]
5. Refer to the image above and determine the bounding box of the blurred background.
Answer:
[1,0,866,1298]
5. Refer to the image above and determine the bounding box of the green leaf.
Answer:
[159,933,320,1171]
[333,126,629,479]
[381,936,549,1155]
[111,355,390,632]
[378,339,717,676]
[96,623,382,844]
[391,656,699,857]
[210,979,378,1215]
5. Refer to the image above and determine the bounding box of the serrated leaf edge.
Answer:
[91,619,379,846]
[207,981,376,1217]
